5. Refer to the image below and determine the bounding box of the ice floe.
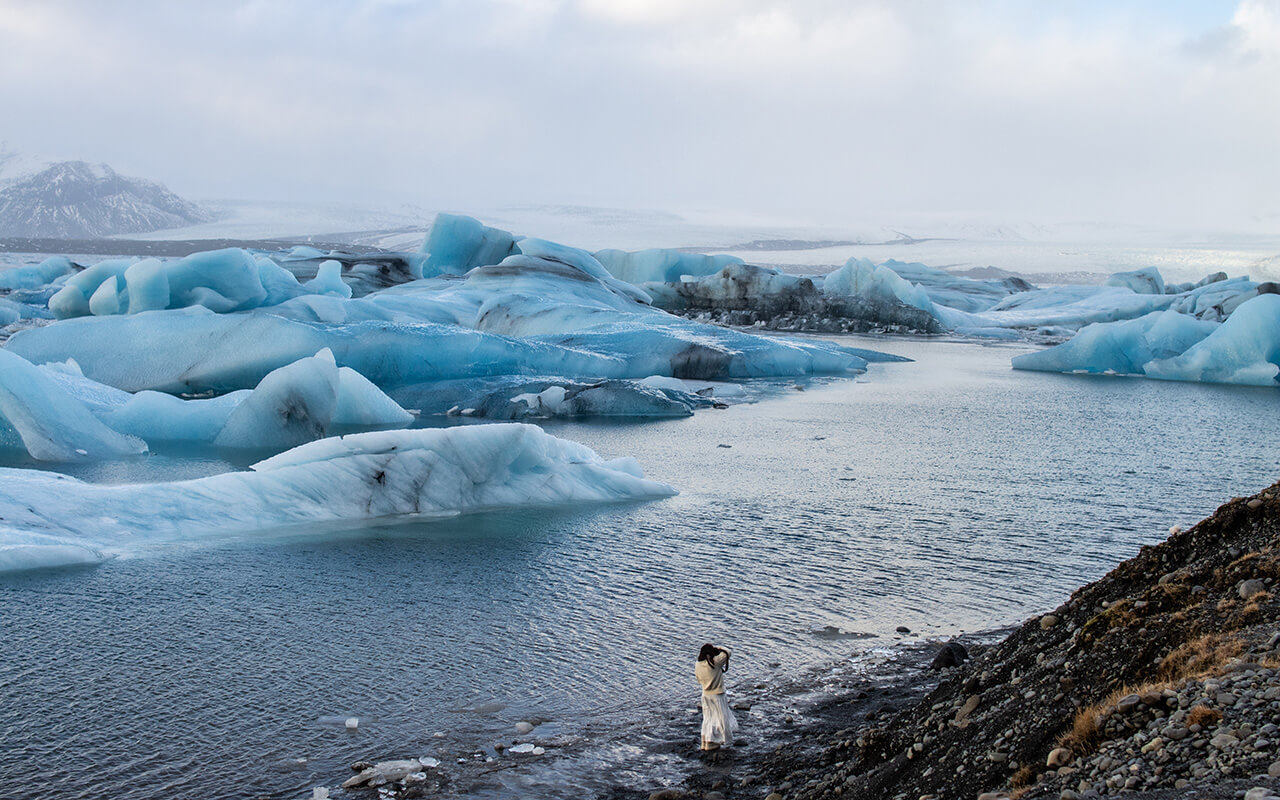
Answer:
[0,423,676,574]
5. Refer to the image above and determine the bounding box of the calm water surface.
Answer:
[2,336,1278,799]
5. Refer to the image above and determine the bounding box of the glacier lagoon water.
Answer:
[2,335,1279,800]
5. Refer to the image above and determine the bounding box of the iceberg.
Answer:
[419,213,517,276]
[594,248,745,285]
[0,348,413,458]
[1144,294,1280,386]
[1013,295,1280,387]
[0,424,676,574]
[0,256,76,290]
[303,260,353,299]
[646,262,942,334]
[43,249,367,319]
[0,348,146,461]
[213,349,412,449]
[8,248,874,393]
[1106,267,1165,295]
[1011,310,1218,376]
[0,298,19,326]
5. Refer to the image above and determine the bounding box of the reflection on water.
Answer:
[1,337,1278,800]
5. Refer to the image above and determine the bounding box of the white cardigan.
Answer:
[696,646,731,694]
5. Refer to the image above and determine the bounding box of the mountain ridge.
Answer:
[0,160,213,238]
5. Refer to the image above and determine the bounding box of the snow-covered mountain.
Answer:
[0,161,213,238]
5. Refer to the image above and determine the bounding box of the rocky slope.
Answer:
[759,481,1280,800]
[0,161,212,238]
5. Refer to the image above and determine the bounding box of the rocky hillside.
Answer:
[0,161,212,238]
[770,481,1280,800]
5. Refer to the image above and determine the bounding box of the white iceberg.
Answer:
[0,423,676,574]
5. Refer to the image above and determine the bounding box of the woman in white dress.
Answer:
[696,643,738,750]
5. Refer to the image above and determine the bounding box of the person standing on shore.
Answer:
[696,643,737,751]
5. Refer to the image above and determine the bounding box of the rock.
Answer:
[1240,579,1267,600]
[987,750,1008,762]
[765,795,783,800]
[896,626,912,634]
[1162,725,1190,740]
[1244,788,1276,800]
[350,761,373,772]
[1116,693,1141,713]
[1249,498,1264,509]
[1047,747,1073,767]
[705,793,725,800]
[649,791,682,800]
[930,642,969,670]
[514,721,535,734]
[1270,760,1280,777]
[1040,614,1060,630]
[1059,791,1083,800]
[954,695,982,726]
[1210,733,1240,749]
[977,793,1010,800]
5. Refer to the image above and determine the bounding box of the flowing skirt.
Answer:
[700,691,738,745]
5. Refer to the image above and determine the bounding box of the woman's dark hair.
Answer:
[698,643,720,663]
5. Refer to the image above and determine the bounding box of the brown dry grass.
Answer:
[1242,590,1272,618]
[1157,633,1245,682]
[1058,705,1102,754]
[1010,765,1037,789]
[1056,681,1176,757]
[1187,705,1223,728]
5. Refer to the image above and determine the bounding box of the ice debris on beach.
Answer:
[0,423,676,574]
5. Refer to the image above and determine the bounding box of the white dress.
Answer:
[696,648,738,745]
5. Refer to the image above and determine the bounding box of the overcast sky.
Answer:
[1,0,1277,231]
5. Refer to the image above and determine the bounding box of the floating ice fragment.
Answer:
[417,756,440,768]
[303,260,352,299]
[345,717,359,729]
[508,743,536,754]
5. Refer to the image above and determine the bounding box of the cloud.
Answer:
[0,0,1274,231]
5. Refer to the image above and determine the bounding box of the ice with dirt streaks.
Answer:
[0,424,676,574]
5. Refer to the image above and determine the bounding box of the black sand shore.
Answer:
[338,481,1280,800]
[605,481,1280,800]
